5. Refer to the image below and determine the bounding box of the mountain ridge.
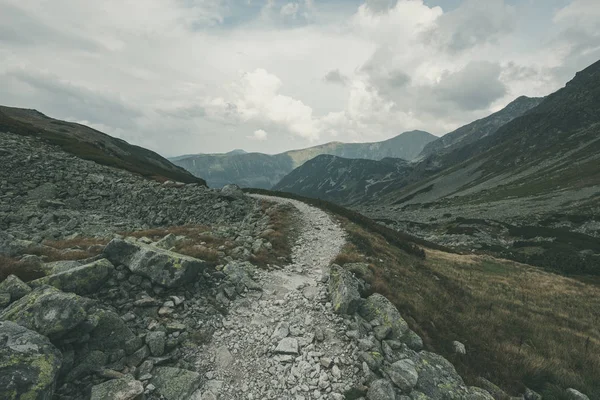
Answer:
[170,130,436,188]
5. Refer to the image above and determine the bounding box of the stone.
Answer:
[275,337,299,355]
[328,264,362,315]
[65,350,107,381]
[215,345,234,369]
[359,293,410,341]
[29,258,113,295]
[151,367,202,400]
[452,340,466,355]
[0,321,62,400]
[384,359,418,392]
[127,345,150,367]
[104,238,207,288]
[155,233,178,250]
[221,184,244,198]
[467,387,495,400]
[88,308,140,353]
[410,351,472,399]
[0,291,9,307]
[524,387,542,400]
[0,274,32,301]
[271,321,290,340]
[0,285,87,339]
[367,379,396,400]
[90,375,144,400]
[401,329,423,351]
[146,331,167,356]
[475,377,510,400]
[566,388,590,400]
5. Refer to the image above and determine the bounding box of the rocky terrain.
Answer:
[170,131,436,189]
[0,106,203,185]
[0,126,532,400]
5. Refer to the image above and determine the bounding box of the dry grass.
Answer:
[0,255,45,283]
[121,225,230,265]
[24,237,109,263]
[249,200,296,268]
[335,218,600,400]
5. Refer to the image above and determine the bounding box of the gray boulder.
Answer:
[566,388,590,400]
[0,321,62,400]
[221,184,244,198]
[384,359,418,392]
[104,238,207,288]
[329,264,362,315]
[0,285,87,339]
[367,379,396,400]
[410,351,472,399]
[29,258,114,295]
[0,274,32,301]
[90,376,144,400]
[87,307,140,354]
[359,293,409,339]
[151,367,202,400]
[146,331,166,356]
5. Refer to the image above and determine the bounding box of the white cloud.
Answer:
[0,0,596,156]
[249,129,268,140]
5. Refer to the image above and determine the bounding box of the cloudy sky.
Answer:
[1,0,598,156]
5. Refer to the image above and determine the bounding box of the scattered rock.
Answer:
[384,359,418,392]
[146,331,167,357]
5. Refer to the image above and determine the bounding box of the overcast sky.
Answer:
[1,0,598,156]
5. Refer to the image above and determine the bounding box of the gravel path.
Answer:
[194,195,363,400]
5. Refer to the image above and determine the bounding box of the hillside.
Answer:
[274,60,600,276]
[417,96,544,160]
[170,130,436,188]
[273,155,412,205]
[0,106,205,185]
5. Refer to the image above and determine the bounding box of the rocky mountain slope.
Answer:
[417,96,544,160]
[170,130,436,188]
[274,60,600,275]
[0,122,594,400]
[273,155,412,205]
[0,105,204,185]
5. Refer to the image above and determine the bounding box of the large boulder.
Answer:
[566,388,590,400]
[87,307,140,354]
[90,376,144,400]
[151,367,202,400]
[0,285,87,339]
[359,293,409,339]
[410,351,474,399]
[383,359,418,392]
[329,264,362,315]
[367,379,396,400]
[29,258,114,295]
[0,321,62,400]
[104,238,206,288]
[0,275,32,302]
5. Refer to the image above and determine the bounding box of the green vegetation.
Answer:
[334,218,600,400]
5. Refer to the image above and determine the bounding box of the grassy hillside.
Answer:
[249,188,600,400]
[0,106,205,185]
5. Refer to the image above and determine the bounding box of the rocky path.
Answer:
[194,195,363,400]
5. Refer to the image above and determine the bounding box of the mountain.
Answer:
[273,60,600,275]
[170,130,436,188]
[0,105,205,185]
[417,96,544,159]
[273,155,412,205]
